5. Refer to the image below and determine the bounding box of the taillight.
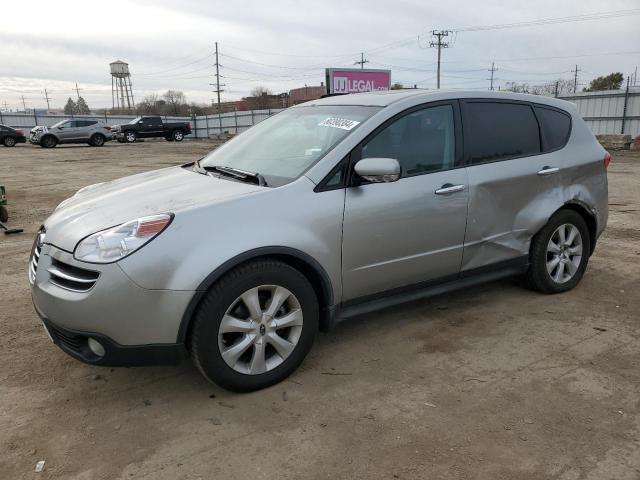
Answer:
[187,122,191,130]
[16,130,23,136]
[603,151,611,169]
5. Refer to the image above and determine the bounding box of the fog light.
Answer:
[88,337,105,357]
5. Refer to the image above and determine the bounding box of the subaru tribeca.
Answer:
[30,90,608,392]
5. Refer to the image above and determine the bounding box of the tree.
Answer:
[162,90,186,115]
[390,82,404,90]
[64,97,77,115]
[136,94,162,115]
[248,86,273,110]
[584,72,624,92]
[76,96,90,114]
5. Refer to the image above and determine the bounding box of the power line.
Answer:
[452,8,640,32]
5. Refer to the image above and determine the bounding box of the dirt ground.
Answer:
[1,141,639,480]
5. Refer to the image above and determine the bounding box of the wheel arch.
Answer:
[178,247,335,345]
[552,201,598,255]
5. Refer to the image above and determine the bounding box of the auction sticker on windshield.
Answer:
[318,117,360,131]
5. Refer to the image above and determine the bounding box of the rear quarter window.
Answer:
[534,106,571,151]
[464,101,541,164]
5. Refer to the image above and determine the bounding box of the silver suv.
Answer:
[30,119,113,148]
[30,90,609,391]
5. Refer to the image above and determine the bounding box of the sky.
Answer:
[1,0,639,111]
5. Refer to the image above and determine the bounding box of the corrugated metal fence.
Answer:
[0,109,283,139]
[558,86,639,138]
[1,90,638,139]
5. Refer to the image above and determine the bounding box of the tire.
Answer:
[89,133,105,147]
[172,129,184,142]
[525,209,591,294]
[0,206,8,223]
[124,131,136,143]
[190,259,319,392]
[3,136,16,147]
[40,135,57,148]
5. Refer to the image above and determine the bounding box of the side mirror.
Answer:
[354,157,401,183]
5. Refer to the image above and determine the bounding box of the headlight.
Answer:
[74,213,173,263]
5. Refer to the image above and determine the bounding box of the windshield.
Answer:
[200,105,380,185]
[128,117,142,125]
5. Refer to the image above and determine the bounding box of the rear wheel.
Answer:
[89,133,105,147]
[190,259,319,392]
[172,129,184,141]
[124,131,136,143]
[525,210,591,293]
[3,136,16,147]
[0,206,8,223]
[40,135,57,148]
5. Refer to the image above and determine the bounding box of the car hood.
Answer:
[44,166,264,252]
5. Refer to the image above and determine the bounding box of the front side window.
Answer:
[200,105,380,185]
[51,120,73,129]
[465,102,540,164]
[535,106,571,151]
[361,104,455,177]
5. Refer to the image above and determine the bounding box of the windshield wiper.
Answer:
[206,165,268,187]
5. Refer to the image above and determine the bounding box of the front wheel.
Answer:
[525,210,591,294]
[124,131,136,143]
[190,259,319,392]
[40,135,57,148]
[3,136,16,147]
[172,129,184,141]
[0,206,8,223]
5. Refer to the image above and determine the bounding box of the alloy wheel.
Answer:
[546,223,583,284]
[218,285,303,375]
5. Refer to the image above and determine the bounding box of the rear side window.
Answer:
[534,106,571,151]
[464,102,540,164]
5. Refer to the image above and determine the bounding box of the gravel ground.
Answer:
[1,141,639,480]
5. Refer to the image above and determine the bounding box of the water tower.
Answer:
[110,60,135,110]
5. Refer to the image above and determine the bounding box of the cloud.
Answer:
[1,0,638,110]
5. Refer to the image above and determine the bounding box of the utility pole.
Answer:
[554,81,559,98]
[354,52,369,70]
[43,89,51,111]
[209,42,225,114]
[633,66,638,86]
[571,65,580,94]
[74,82,82,100]
[209,41,226,136]
[488,62,497,91]
[429,30,451,89]
[21,95,27,112]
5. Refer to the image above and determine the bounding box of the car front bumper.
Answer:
[30,242,194,366]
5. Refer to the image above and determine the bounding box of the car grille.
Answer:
[29,230,44,284]
[47,258,100,292]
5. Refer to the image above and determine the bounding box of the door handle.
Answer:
[435,183,465,195]
[537,166,559,176]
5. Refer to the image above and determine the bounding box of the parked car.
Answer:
[30,90,609,392]
[0,125,26,147]
[111,116,192,143]
[30,119,113,148]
